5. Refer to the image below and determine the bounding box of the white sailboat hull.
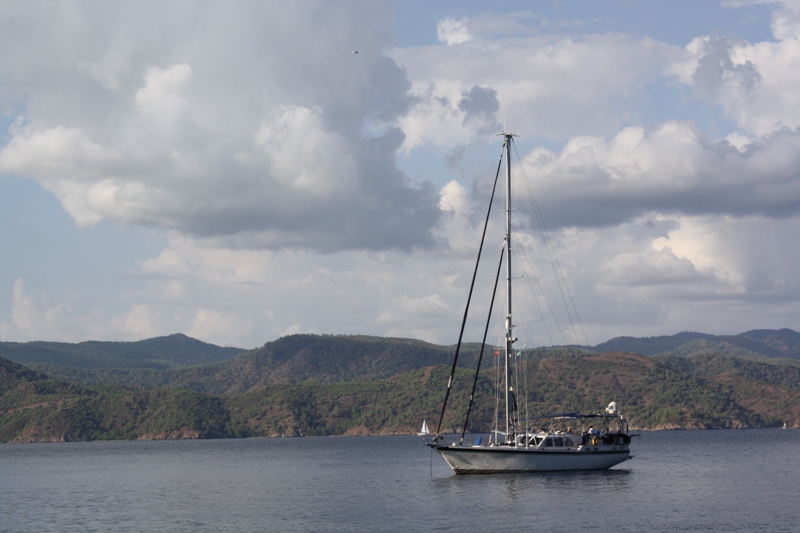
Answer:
[433,444,631,474]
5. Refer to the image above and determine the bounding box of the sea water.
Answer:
[1,429,798,532]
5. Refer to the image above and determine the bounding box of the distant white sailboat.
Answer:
[418,419,430,435]
[420,131,633,474]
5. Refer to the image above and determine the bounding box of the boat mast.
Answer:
[503,132,517,440]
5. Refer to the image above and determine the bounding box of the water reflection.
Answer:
[430,467,633,502]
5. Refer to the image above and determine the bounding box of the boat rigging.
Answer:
[420,131,633,473]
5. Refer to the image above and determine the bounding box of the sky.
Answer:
[3,0,800,349]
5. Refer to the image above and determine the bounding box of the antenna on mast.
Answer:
[496,115,519,138]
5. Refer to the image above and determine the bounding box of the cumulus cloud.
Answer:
[758,0,800,40]
[511,122,800,230]
[437,18,474,46]
[0,279,77,342]
[135,63,193,130]
[393,22,680,150]
[0,0,439,253]
[121,303,165,338]
[6,2,800,348]
[135,233,470,345]
[531,212,800,340]
[670,1,800,136]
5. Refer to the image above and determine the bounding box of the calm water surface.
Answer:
[1,429,798,532]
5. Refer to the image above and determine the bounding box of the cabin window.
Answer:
[564,438,574,447]
[554,438,564,447]
[544,438,553,447]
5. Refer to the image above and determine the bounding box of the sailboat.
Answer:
[418,420,431,435]
[420,131,633,473]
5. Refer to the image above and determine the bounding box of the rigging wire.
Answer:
[437,134,595,445]
[433,140,506,439]
[493,339,501,444]
[515,241,565,345]
[506,138,566,346]
[484,266,508,445]
[459,242,505,445]
[511,139,590,347]
[491,292,506,444]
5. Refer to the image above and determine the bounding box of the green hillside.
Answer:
[0,357,233,442]
[28,334,485,393]
[3,345,799,443]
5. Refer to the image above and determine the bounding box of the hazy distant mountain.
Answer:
[594,328,800,360]
[0,333,245,370]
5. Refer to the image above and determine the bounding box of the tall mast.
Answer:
[503,132,517,439]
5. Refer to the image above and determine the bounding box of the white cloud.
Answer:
[511,122,800,231]
[545,213,800,340]
[0,279,75,342]
[255,105,357,195]
[141,232,274,287]
[653,215,800,296]
[187,308,253,347]
[0,0,438,253]
[669,1,800,137]
[7,278,42,338]
[121,303,164,338]
[132,229,475,345]
[765,0,800,40]
[5,2,800,349]
[393,21,680,150]
[437,18,473,46]
[135,63,193,131]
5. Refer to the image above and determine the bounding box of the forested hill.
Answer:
[24,334,485,394]
[0,333,245,370]
[7,328,800,378]
[219,334,483,385]
[593,328,800,360]
[3,347,800,443]
[21,330,800,394]
[0,356,232,442]
[3,329,800,442]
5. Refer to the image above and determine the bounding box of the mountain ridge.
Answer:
[12,334,487,394]
[7,329,800,395]
[3,329,800,442]
[593,328,800,360]
[7,328,800,376]
[3,347,798,443]
[0,333,245,370]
